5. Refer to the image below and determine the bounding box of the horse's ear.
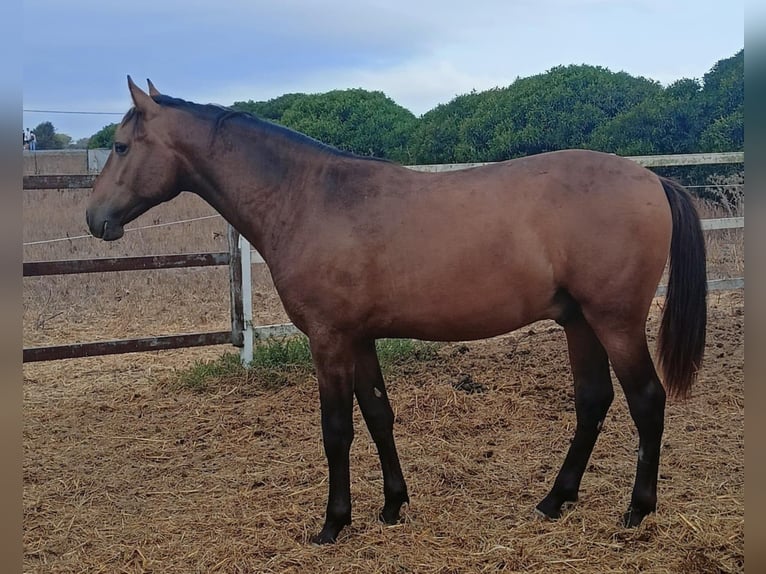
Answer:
[127,75,159,117]
[147,78,161,98]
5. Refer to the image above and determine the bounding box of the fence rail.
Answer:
[23,331,233,363]
[24,174,98,190]
[23,252,230,276]
[23,228,249,363]
[700,217,744,231]
[23,152,745,363]
[407,151,744,173]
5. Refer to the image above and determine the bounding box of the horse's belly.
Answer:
[373,266,557,341]
[381,308,541,342]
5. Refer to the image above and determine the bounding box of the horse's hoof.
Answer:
[379,511,398,525]
[536,493,577,520]
[379,493,409,525]
[310,511,352,545]
[535,499,562,520]
[379,508,403,525]
[622,507,650,528]
[310,529,338,545]
[534,507,554,521]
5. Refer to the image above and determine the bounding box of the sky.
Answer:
[23,0,744,141]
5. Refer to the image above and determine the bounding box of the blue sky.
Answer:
[23,0,744,141]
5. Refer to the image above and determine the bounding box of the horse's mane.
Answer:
[140,94,389,163]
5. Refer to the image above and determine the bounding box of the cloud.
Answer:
[23,0,743,138]
[201,55,508,116]
[191,0,722,114]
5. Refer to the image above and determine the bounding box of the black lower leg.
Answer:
[537,383,613,518]
[622,378,665,527]
[537,316,613,519]
[310,337,356,545]
[604,338,667,528]
[354,341,409,524]
[312,405,354,544]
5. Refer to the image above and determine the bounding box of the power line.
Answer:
[23,214,222,246]
[23,109,124,116]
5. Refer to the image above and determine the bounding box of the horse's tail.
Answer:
[657,177,708,399]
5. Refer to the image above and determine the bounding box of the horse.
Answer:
[86,77,707,544]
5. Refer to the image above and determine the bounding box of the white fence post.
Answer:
[239,235,254,366]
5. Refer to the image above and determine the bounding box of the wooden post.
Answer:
[227,225,244,348]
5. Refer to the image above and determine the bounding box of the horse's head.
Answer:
[86,76,182,240]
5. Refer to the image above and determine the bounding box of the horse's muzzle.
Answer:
[86,209,125,241]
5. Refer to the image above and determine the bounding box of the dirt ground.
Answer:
[23,290,743,574]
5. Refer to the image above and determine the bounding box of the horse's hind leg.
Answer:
[353,340,409,524]
[601,332,666,527]
[536,312,614,519]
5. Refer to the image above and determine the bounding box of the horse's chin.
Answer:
[101,221,125,241]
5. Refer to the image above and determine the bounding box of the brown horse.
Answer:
[86,77,707,544]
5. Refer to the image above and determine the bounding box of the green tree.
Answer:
[88,123,118,149]
[72,137,91,149]
[701,49,744,121]
[589,78,707,155]
[31,121,63,150]
[699,109,744,152]
[235,89,418,163]
[697,49,744,152]
[498,66,661,158]
[232,93,307,122]
[54,133,73,148]
[411,65,661,163]
[409,91,485,164]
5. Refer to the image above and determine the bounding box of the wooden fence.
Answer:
[23,227,247,363]
[22,151,744,363]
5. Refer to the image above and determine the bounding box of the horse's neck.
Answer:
[181,125,326,260]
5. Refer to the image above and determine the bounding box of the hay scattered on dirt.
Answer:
[23,293,743,573]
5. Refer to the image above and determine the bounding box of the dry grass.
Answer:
[23,180,744,573]
[696,172,745,219]
[23,297,744,573]
[695,173,745,282]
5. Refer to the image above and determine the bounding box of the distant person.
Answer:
[23,130,28,149]
[28,129,37,151]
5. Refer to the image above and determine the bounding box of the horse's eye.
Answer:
[114,142,129,155]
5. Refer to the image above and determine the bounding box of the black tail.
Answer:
[658,177,708,399]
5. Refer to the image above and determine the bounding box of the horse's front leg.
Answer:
[353,339,409,524]
[309,334,356,544]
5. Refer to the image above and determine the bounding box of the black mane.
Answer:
[152,94,389,163]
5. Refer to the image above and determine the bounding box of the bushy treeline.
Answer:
[232,50,742,164]
[90,50,743,163]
